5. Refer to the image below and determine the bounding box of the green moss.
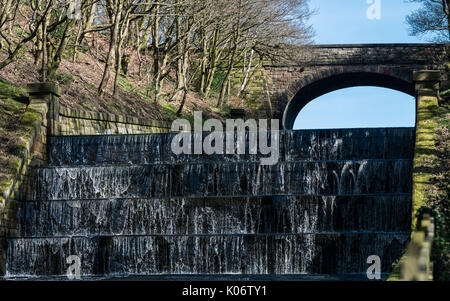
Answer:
[388,95,442,281]
[7,158,21,174]
[0,179,12,193]
[20,110,42,127]
[0,97,25,114]
[0,178,13,207]
[412,96,439,228]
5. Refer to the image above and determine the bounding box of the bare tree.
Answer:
[0,0,53,70]
[406,0,450,41]
[0,0,314,115]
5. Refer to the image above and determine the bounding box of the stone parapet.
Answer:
[263,44,447,67]
[57,107,172,136]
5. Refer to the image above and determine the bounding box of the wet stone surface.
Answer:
[6,128,415,279]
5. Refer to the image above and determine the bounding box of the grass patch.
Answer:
[119,76,133,92]
[440,89,450,96]
[208,71,227,98]
[0,79,27,102]
[0,85,30,202]
[160,102,177,116]
[81,102,93,111]
[107,102,122,111]
[55,72,75,85]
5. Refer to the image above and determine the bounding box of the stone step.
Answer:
[24,160,413,201]
[48,128,415,166]
[2,274,386,281]
[6,233,409,277]
[8,127,416,278]
[17,195,412,237]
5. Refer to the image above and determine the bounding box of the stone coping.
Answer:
[413,70,442,82]
[262,44,447,67]
[59,106,172,129]
[26,82,61,97]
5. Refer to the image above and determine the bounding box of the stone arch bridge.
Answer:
[245,44,448,128]
[1,44,447,280]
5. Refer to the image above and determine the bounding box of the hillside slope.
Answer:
[0,46,240,125]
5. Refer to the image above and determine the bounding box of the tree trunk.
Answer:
[175,1,183,91]
[177,46,190,115]
[152,3,160,103]
[199,28,208,93]
[217,40,237,107]
[217,1,241,107]
[98,0,123,97]
[113,17,130,98]
[72,22,83,63]
[112,44,123,98]
[237,48,254,97]
[203,28,220,98]
[40,15,49,82]
[48,20,75,79]
[176,86,188,116]
[74,1,97,63]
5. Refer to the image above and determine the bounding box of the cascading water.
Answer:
[5,128,415,280]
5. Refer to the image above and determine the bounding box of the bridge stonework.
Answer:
[244,44,448,128]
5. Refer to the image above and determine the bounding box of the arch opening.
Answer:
[293,87,416,129]
[282,72,415,129]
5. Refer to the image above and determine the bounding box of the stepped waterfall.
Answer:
[5,128,415,280]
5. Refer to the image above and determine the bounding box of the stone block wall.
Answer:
[0,83,54,275]
[57,107,172,136]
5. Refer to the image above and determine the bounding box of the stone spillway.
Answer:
[5,128,414,280]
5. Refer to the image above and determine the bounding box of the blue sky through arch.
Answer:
[295,0,423,129]
[293,87,416,129]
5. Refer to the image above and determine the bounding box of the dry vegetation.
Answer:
[0,80,29,197]
[0,0,313,122]
[427,93,450,280]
